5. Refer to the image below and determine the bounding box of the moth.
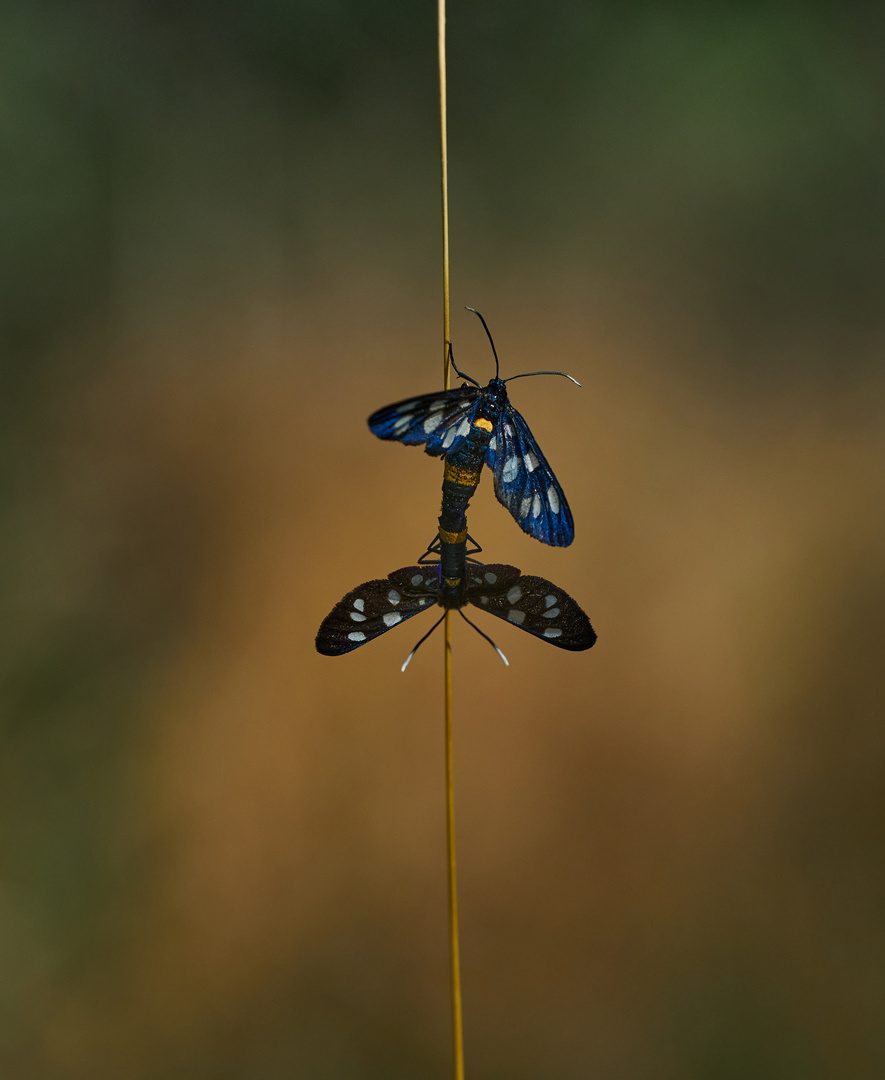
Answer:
[368,309,579,548]
[315,561,596,670]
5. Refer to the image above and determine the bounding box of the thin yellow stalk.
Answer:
[439,2,463,1079]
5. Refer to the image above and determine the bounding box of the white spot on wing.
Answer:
[502,456,520,482]
[504,423,513,436]
[524,451,539,472]
[456,417,471,438]
[349,612,367,622]
[423,413,443,434]
[383,612,402,627]
[353,598,365,612]
[547,485,560,513]
[543,608,560,619]
[488,435,497,451]
[532,493,542,518]
[392,414,413,434]
[506,585,522,604]
[348,631,367,641]
[507,609,526,624]
[479,596,489,604]
[545,594,557,608]
[388,590,400,605]
[429,398,447,411]
[519,496,531,519]
[543,628,562,639]
[411,574,423,586]
[484,572,497,584]
[442,426,457,449]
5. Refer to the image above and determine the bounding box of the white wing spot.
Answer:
[547,485,560,513]
[488,435,497,451]
[519,496,531,519]
[392,414,413,434]
[353,598,365,612]
[458,401,471,410]
[506,585,523,604]
[411,574,423,586]
[473,576,482,584]
[502,456,520,482]
[456,418,471,438]
[383,612,402,627]
[423,413,443,434]
[479,596,489,604]
[429,398,447,411]
[524,451,539,472]
[442,426,457,449]
[484,572,497,584]
[545,594,557,608]
[348,631,367,642]
[504,423,513,436]
[349,611,367,622]
[388,590,401,605]
[532,493,542,518]
[507,608,526,625]
[543,628,562,639]
[543,608,560,619]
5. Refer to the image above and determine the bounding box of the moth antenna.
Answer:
[401,612,447,672]
[505,371,581,387]
[457,610,509,667]
[447,341,481,388]
[465,306,500,379]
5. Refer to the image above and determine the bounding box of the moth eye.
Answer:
[506,585,522,604]
[348,631,367,642]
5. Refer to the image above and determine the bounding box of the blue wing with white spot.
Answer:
[368,387,480,457]
[316,569,435,655]
[485,405,574,546]
[467,571,595,650]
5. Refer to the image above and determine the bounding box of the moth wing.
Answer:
[368,386,481,457]
[487,405,574,546]
[468,572,595,651]
[315,573,434,656]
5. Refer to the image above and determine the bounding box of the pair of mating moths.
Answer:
[315,310,596,668]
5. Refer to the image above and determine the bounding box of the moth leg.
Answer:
[417,534,441,564]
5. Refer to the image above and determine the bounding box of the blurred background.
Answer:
[2,1,884,1076]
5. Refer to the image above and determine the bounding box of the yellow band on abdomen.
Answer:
[444,462,481,487]
[438,527,468,545]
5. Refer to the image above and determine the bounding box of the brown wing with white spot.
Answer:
[467,572,596,651]
[315,569,437,656]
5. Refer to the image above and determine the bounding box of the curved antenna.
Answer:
[458,610,509,666]
[505,371,581,387]
[465,306,500,379]
[401,612,447,672]
[447,342,481,388]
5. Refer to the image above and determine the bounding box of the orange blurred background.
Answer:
[3,3,884,1077]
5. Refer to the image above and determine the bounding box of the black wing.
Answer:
[368,386,481,457]
[467,570,595,651]
[316,569,437,656]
